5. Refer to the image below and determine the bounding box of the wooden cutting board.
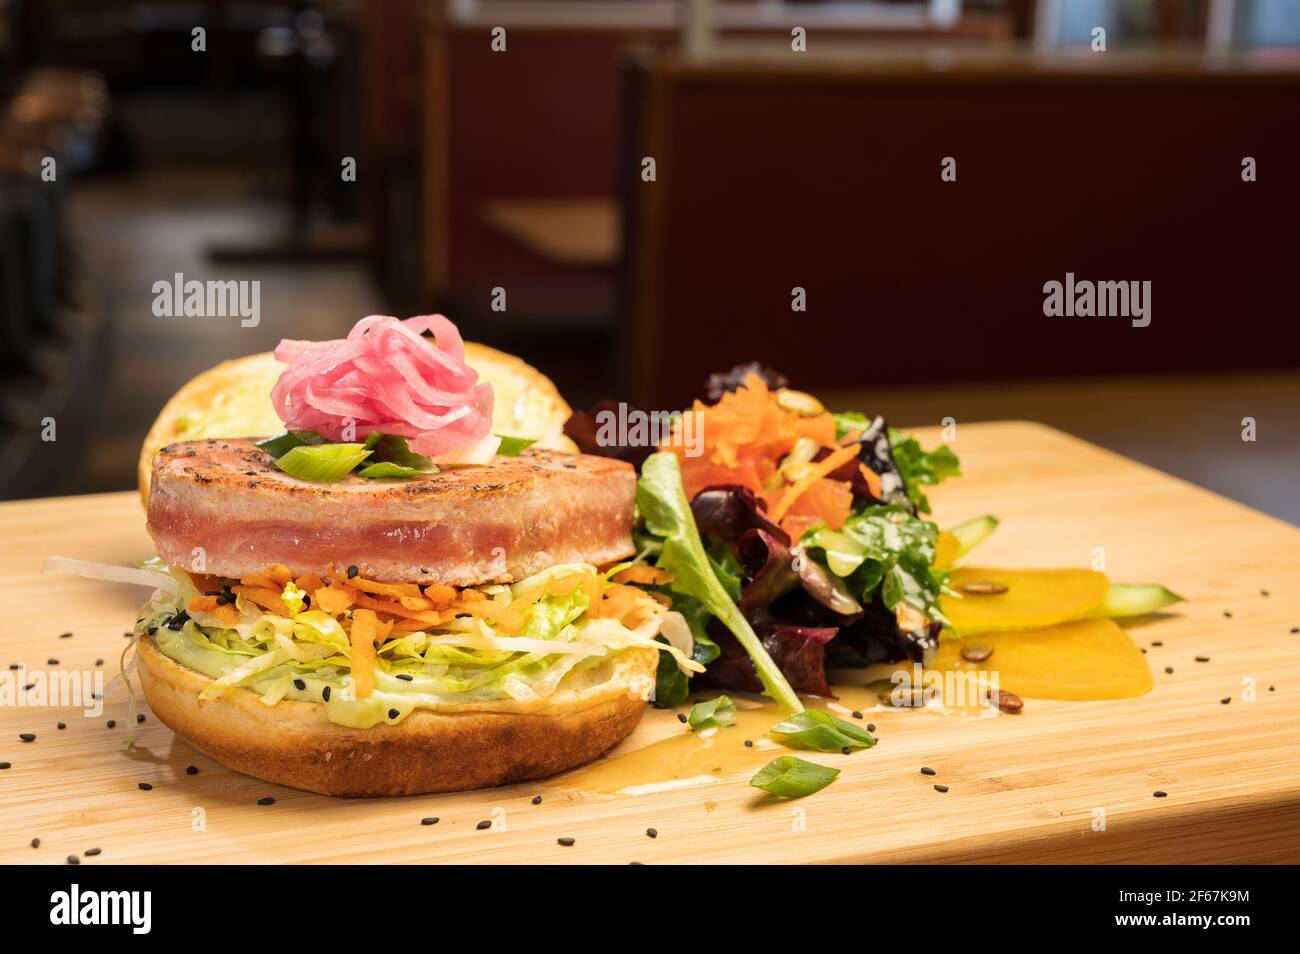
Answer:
[2,422,1297,864]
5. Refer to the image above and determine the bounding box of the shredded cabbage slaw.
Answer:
[131,560,699,728]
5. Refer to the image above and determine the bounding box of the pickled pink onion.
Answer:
[271,314,494,457]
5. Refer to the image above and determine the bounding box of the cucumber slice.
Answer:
[1094,584,1185,618]
[949,514,999,558]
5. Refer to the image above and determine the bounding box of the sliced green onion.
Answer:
[750,756,840,798]
[948,514,1000,559]
[496,435,537,457]
[770,709,876,752]
[275,443,371,482]
[255,430,326,459]
[358,461,437,480]
[803,527,866,577]
[370,434,435,470]
[687,694,736,731]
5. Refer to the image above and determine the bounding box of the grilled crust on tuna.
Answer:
[146,439,636,585]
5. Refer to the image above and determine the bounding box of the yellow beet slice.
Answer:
[931,618,1153,700]
[940,567,1110,635]
[934,531,960,568]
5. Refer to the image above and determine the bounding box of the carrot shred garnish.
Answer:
[238,573,280,591]
[294,573,324,595]
[421,583,457,604]
[769,443,861,524]
[449,599,524,634]
[352,591,441,625]
[349,609,390,698]
[262,564,293,588]
[398,594,435,611]
[325,568,423,599]
[612,565,673,586]
[231,585,293,618]
[187,572,222,595]
[858,462,883,500]
[312,583,357,615]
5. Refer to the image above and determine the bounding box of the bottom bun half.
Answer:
[136,636,656,797]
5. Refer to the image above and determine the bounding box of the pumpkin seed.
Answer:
[960,641,994,663]
[774,388,825,417]
[957,580,1009,596]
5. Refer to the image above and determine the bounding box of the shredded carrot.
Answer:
[352,591,442,625]
[398,594,435,611]
[459,589,487,603]
[187,572,222,594]
[238,573,281,591]
[261,564,293,588]
[858,463,883,500]
[769,443,861,524]
[312,583,357,615]
[421,583,457,604]
[349,609,391,698]
[294,573,324,595]
[186,595,240,627]
[612,565,673,586]
[449,599,525,634]
[231,585,292,617]
[327,569,422,599]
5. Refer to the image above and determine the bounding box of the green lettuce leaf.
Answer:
[637,452,801,712]
[888,429,960,514]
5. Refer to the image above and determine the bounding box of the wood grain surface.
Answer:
[1,422,1297,864]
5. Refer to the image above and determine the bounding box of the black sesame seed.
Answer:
[67,855,79,865]
[106,720,116,729]
[23,683,33,690]
[7,664,16,670]
[743,739,754,748]
[57,722,66,730]
[84,848,101,857]
[186,765,198,775]
[396,673,413,681]
[1221,697,1231,705]
[1261,590,1270,597]
[646,828,658,838]
[1151,641,1163,647]
[1154,790,1168,798]
[257,796,275,806]
[921,766,936,776]
[1196,656,1210,663]
[1140,648,1147,654]
[0,762,10,769]
[421,817,439,826]
[18,733,35,742]
[30,837,39,847]
[676,713,687,724]
[59,632,72,639]
[531,795,542,805]
[47,659,58,665]
[387,709,399,720]
[293,678,306,691]
[322,686,331,702]
[851,710,863,719]
[137,714,146,724]
[867,724,876,732]
[933,784,950,793]
[1165,667,1174,674]
[476,820,492,830]
[138,782,153,790]
[95,659,104,667]
[841,746,852,755]
[1223,611,1232,618]
[346,565,359,579]
[557,837,575,846]
[1291,627,1298,634]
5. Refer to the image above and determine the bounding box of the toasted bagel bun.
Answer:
[137,342,577,503]
[136,636,656,797]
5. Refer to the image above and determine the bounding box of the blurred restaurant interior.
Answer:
[0,0,1296,520]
